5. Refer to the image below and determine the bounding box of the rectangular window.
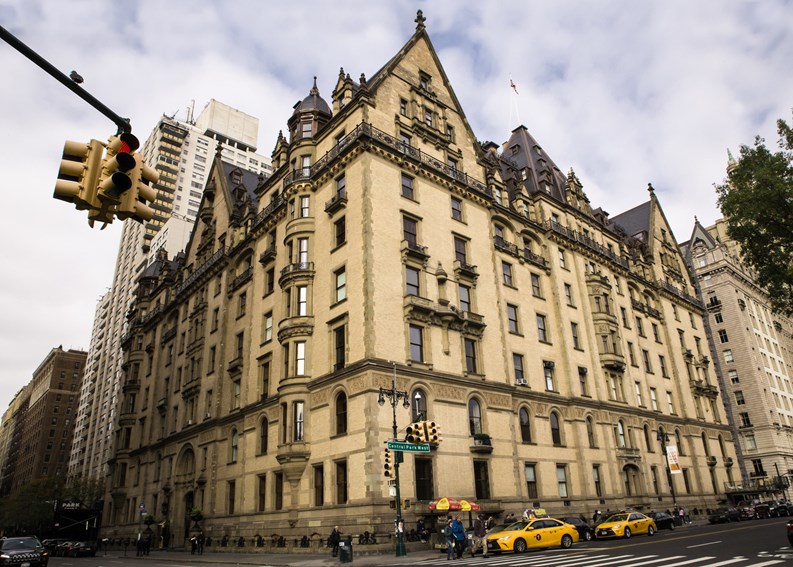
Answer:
[502,262,513,286]
[399,98,407,116]
[406,266,420,296]
[409,325,424,362]
[313,465,324,507]
[454,237,468,264]
[544,363,555,391]
[593,464,602,497]
[257,474,266,512]
[659,355,669,377]
[473,460,490,500]
[464,338,478,374]
[627,342,637,366]
[424,107,433,127]
[507,304,520,334]
[728,370,739,384]
[294,401,305,441]
[524,464,538,499]
[403,216,418,247]
[621,307,630,327]
[635,382,643,406]
[557,465,568,498]
[666,391,675,414]
[746,434,757,450]
[336,461,348,504]
[334,216,346,247]
[227,480,236,514]
[564,283,574,306]
[275,472,283,510]
[513,354,525,383]
[299,195,310,217]
[451,197,463,221]
[297,285,308,315]
[636,317,645,337]
[650,387,658,411]
[263,312,273,343]
[212,307,219,331]
[652,323,661,343]
[531,273,542,297]
[724,349,734,363]
[335,268,347,302]
[297,238,309,264]
[415,458,435,501]
[536,314,549,342]
[401,173,414,199]
[266,268,275,295]
[260,360,270,400]
[718,329,729,343]
[232,380,241,410]
[458,284,471,312]
[571,322,581,350]
[334,325,346,371]
[735,391,745,405]
[559,249,567,269]
[295,342,306,375]
[642,349,653,373]
[579,367,589,396]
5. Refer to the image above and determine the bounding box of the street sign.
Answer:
[387,440,430,452]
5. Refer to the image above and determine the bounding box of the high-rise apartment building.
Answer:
[683,218,793,496]
[67,101,271,483]
[0,347,86,496]
[0,386,30,496]
[102,13,738,546]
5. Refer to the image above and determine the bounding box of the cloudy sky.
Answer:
[1,1,791,413]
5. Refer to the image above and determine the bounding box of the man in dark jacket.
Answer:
[451,515,465,559]
[328,526,341,557]
[470,513,488,558]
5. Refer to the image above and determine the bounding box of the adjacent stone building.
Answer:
[683,218,793,499]
[102,13,738,545]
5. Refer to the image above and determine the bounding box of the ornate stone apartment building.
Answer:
[103,12,738,544]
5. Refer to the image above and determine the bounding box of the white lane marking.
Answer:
[687,540,723,548]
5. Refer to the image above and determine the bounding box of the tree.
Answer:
[716,111,793,315]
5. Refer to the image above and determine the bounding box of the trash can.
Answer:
[339,537,353,563]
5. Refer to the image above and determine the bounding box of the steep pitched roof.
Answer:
[610,200,652,240]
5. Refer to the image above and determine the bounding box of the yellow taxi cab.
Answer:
[486,509,579,553]
[594,511,657,539]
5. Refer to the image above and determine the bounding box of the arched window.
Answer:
[260,418,269,454]
[616,420,626,448]
[550,412,562,446]
[468,399,482,436]
[675,429,685,454]
[335,392,348,435]
[411,389,427,422]
[230,428,239,463]
[586,416,596,448]
[519,407,532,443]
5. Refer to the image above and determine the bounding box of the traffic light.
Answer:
[405,422,425,444]
[384,448,393,479]
[117,154,159,223]
[53,138,104,211]
[425,421,441,444]
[97,133,139,207]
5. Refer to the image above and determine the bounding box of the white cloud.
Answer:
[1,0,791,411]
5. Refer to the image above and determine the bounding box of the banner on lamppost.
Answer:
[666,444,683,474]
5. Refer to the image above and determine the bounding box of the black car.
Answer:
[0,537,49,567]
[765,500,791,517]
[66,542,97,557]
[708,507,741,523]
[562,517,593,541]
[648,511,676,530]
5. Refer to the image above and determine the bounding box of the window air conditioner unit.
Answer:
[516,378,528,386]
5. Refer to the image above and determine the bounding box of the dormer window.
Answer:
[301,121,312,139]
[419,72,430,90]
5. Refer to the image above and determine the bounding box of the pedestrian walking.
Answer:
[444,518,455,560]
[328,526,341,557]
[470,513,488,558]
[451,515,465,559]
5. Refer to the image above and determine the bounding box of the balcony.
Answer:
[522,248,548,271]
[494,236,518,256]
[616,446,642,462]
[227,356,243,374]
[324,190,347,214]
[228,266,253,293]
[469,434,493,454]
[600,352,626,372]
[277,315,314,342]
[453,259,478,280]
[258,245,276,265]
[401,240,430,262]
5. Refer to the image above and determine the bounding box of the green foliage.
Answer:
[0,478,59,534]
[716,111,793,316]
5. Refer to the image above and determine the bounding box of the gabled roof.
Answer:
[610,200,652,239]
[501,126,568,203]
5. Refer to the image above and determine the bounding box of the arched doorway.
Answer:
[622,464,644,497]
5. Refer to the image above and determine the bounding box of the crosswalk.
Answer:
[397,549,793,566]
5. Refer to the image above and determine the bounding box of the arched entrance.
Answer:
[622,464,644,497]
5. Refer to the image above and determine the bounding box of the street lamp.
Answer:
[377,362,411,557]
[657,430,678,509]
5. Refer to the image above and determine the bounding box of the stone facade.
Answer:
[102,13,737,547]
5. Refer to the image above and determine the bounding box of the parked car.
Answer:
[708,507,741,523]
[648,511,676,530]
[766,500,791,517]
[54,541,77,556]
[486,517,579,553]
[787,518,793,546]
[562,517,593,541]
[0,537,49,567]
[40,540,68,555]
[754,502,772,519]
[736,503,757,520]
[67,542,97,557]
[594,512,657,539]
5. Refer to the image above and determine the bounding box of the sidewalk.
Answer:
[111,546,440,566]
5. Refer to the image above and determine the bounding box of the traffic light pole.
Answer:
[377,363,410,557]
[0,24,131,134]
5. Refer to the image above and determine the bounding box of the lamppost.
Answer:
[378,362,411,557]
[657,430,678,509]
